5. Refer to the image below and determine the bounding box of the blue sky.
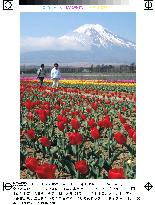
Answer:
[21,12,136,42]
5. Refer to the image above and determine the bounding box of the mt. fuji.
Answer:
[21,24,136,65]
[60,24,135,50]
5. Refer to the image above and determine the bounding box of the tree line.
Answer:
[20,63,136,74]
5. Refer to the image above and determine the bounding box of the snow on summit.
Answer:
[74,24,106,34]
[60,24,136,50]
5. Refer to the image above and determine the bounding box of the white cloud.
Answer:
[21,36,88,52]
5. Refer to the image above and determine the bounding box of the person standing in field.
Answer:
[51,63,61,88]
[37,64,46,87]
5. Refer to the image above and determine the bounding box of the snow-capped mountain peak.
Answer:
[60,24,135,50]
[74,24,106,34]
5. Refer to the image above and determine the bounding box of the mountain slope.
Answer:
[21,24,136,65]
[60,24,135,49]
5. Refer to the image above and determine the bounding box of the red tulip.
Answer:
[59,100,64,105]
[108,168,125,179]
[65,108,70,113]
[57,114,63,121]
[98,116,112,128]
[133,106,136,112]
[57,121,65,131]
[134,95,136,101]
[26,129,35,140]
[90,127,100,139]
[128,95,132,100]
[88,118,96,128]
[36,163,57,179]
[122,106,127,112]
[55,105,60,110]
[62,116,68,124]
[27,112,34,121]
[123,123,132,132]
[81,114,86,121]
[114,132,126,145]
[118,113,126,124]
[61,110,66,115]
[71,118,80,130]
[24,100,33,110]
[132,131,136,143]
[105,99,110,104]
[68,132,83,145]
[91,102,98,110]
[25,157,38,172]
[127,128,135,138]
[39,137,51,147]
[104,108,107,114]
[37,110,47,122]
[74,110,79,115]
[20,129,25,137]
[75,160,89,175]
[105,115,112,127]
[86,107,91,113]
[44,102,50,110]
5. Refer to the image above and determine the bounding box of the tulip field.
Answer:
[20,79,136,179]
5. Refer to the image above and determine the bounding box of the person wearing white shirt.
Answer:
[51,63,61,88]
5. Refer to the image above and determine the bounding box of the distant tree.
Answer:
[130,62,136,73]
[90,64,93,73]
[100,64,104,73]
[107,65,113,73]
[95,65,101,73]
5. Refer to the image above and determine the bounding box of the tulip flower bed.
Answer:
[20,79,136,179]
